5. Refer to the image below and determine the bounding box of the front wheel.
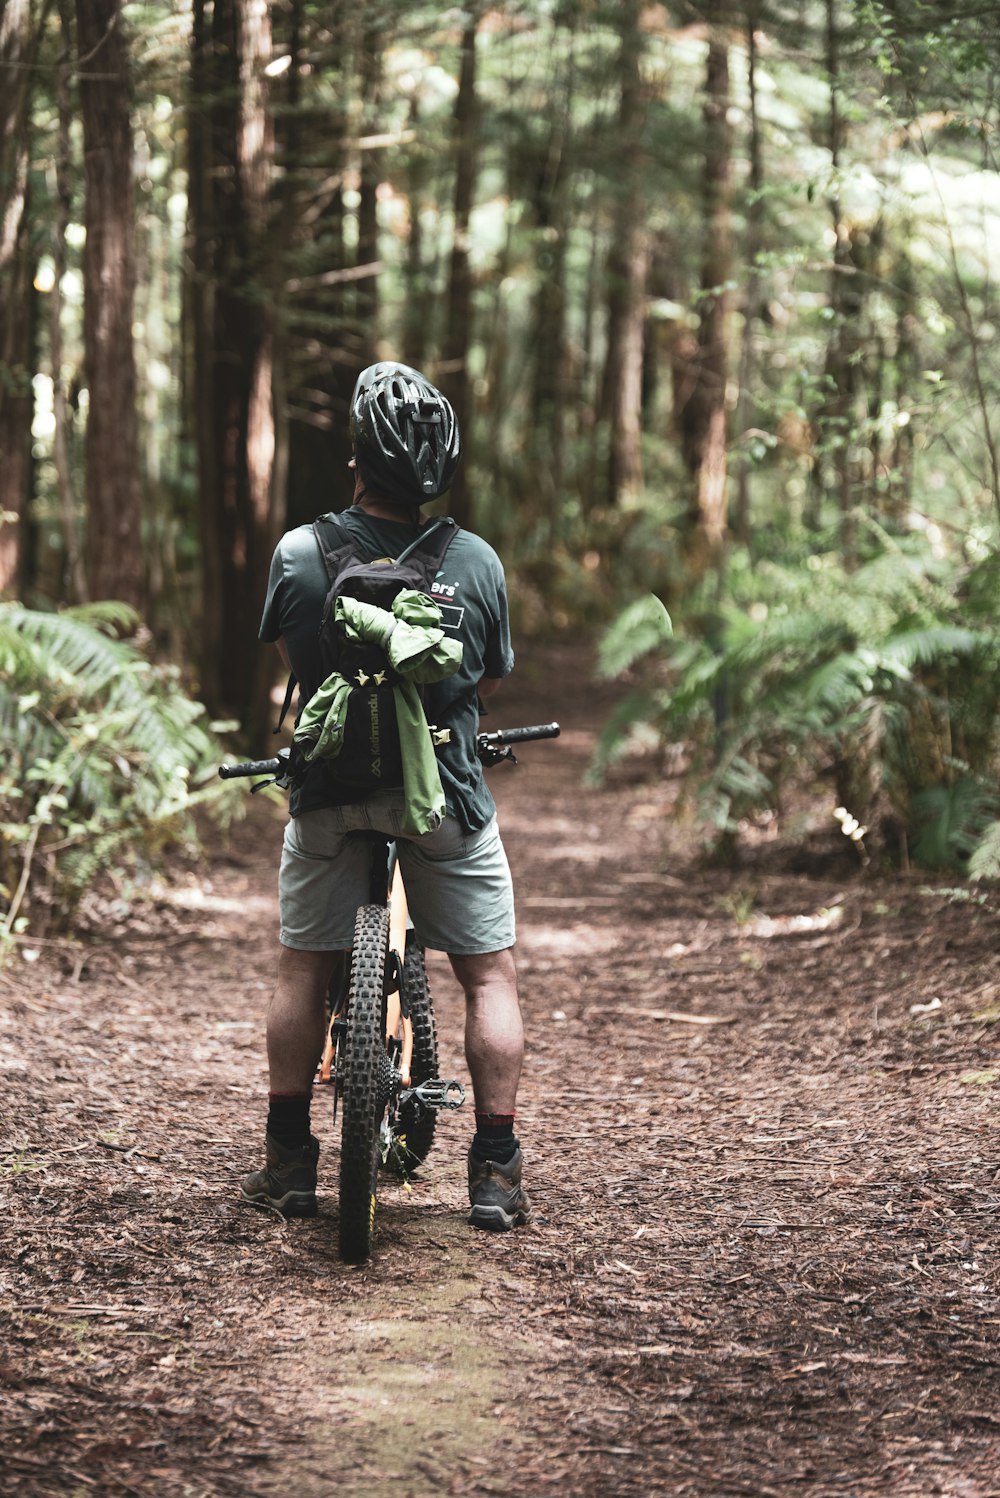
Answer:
[339,904,391,1264]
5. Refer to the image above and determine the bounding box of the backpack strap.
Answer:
[274,670,297,735]
[312,513,357,583]
[395,515,459,571]
[313,511,458,577]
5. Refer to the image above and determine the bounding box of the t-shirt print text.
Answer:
[431,579,465,631]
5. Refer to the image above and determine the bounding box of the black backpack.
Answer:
[298,513,458,793]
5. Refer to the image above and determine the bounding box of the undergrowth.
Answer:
[593,531,1000,874]
[0,600,242,944]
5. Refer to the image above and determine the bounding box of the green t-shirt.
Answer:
[259,507,514,831]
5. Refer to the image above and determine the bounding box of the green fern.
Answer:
[911,778,1000,871]
[0,603,242,938]
[596,593,672,680]
[969,819,1000,880]
[594,539,1000,870]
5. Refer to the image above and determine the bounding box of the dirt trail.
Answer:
[3,644,1000,1497]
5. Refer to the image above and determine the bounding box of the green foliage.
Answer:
[968,819,1000,881]
[0,602,240,940]
[596,593,672,678]
[593,536,1000,870]
[910,777,1000,870]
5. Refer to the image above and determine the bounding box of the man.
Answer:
[241,362,530,1231]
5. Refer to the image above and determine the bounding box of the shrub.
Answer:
[593,537,1000,871]
[0,601,240,941]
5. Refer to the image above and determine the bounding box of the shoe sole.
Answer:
[240,1188,318,1218]
[468,1202,530,1232]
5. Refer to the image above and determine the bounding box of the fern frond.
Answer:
[596,594,673,680]
[970,819,1000,880]
[911,778,1000,870]
[0,603,242,936]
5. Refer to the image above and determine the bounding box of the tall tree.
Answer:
[355,17,381,359]
[188,0,281,732]
[282,5,357,527]
[677,5,733,575]
[51,0,86,602]
[440,6,481,528]
[732,2,764,548]
[815,0,863,561]
[528,12,577,516]
[402,87,430,372]
[599,0,648,505]
[76,0,144,608]
[0,0,50,596]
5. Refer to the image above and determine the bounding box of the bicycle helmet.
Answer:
[349,361,461,504]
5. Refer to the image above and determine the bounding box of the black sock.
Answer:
[472,1112,518,1164]
[267,1091,312,1150]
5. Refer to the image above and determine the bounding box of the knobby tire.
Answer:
[385,933,439,1176]
[339,904,390,1264]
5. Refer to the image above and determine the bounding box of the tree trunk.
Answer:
[355,19,380,359]
[889,237,918,525]
[599,0,647,505]
[440,8,481,529]
[820,0,859,562]
[76,0,144,609]
[51,0,86,602]
[528,15,577,521]
[282,5,356,527]
[188,0,281,735]
[402,90,429,371]
[677,9,733,576]
[0,0,50,597]
[732,4,763,550]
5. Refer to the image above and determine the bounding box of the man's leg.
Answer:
[449,948,523,1113]
[266,945,339,1092]
[241,945,338,1216]
[450,947,531,1231]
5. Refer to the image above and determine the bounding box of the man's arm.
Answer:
[479,676,502,699]
[276,637,292,673]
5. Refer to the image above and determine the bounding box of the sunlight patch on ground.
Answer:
[151,882,276,917]
[516,922,623,956]
[744,905,844,939]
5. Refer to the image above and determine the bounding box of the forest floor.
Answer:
[2,643,1000,1498]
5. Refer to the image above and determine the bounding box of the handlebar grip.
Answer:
[488,722,560,745]
[219,757,283,779]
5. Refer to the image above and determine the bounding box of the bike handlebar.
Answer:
[218,748,288,779]
[476,722,560,749]
[218,724,560,781]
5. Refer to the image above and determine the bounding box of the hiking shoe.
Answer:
[467,1147,531,1231]
[240,1134,319,1217]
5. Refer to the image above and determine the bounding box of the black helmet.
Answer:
[350,361,461,504]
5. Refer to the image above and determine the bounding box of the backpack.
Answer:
[293,513,458,793]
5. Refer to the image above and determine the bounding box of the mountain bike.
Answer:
[220,720,560,1262]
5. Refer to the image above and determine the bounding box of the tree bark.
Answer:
[188,0,282,734]
[819,0,861,563]
[282,4,356,527]
[402,89,429,372]
[76,0,144,609]
[440,8,481,529]
[0,0,50,596]
[528,15,577,518]
[355,19,380,359]
[599,0,647,505]
[51,0,86,602]
[732,4,763,549]
[677,10,733,575]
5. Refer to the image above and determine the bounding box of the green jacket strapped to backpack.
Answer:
[293,588,464,836]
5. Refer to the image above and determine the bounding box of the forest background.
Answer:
[3,0,1000,940]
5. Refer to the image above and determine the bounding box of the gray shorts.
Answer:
[278,790,515,956]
